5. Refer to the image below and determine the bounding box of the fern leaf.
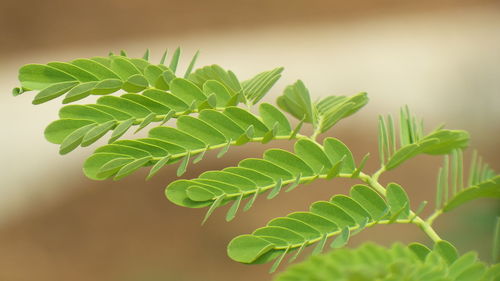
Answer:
[242,67,284,105]
[188,64,242,96]
[165,138,357,216]
[433,150,499,213]
[13,50,224,105]
[379,107,470,170]
[276,80,315,123]
[227,184,412,268]
[277,80,368,135]
[43,77,257,152]
[83,105,298,180]
[314,92,368,133]
[272,242,497,281]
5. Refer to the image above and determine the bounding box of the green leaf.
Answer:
[84,153,130,180]
[242,67,283,104]
[264,149,314,177]
[33,81,79,104]
[188,64,241,96]
[244,190,259,212]
[448,252,479,279]
[186,186,216,201]
[455,263,487,281]
[408,242,431,261]
[330,227,350,248]
[142,49,150,61]
[62,81,99,104]
[288,117,304,140]
[386,183,410,219]
[146,155,171,180]
[149,127,205,150]
[259,103,292,136]
[239,159,293,182]
[385,138,439,170]
[267,179,283,199]
[59,123,97,154]
[184,50,200,78]
[434,240,459,265]
[226,194,243,222]
[269,247,289,273]
[350,185,388,221]
[81,120,116,146]
[421,130,470,155]
[224,107,270,137]
[199,110,245,140]
[285,173,301,192]
[18,64,77,90]
[330,195,372,225]
[170,78,207,105]
[443,175,500,212]
[47,61,98,82]
[323,138,356,174]
[202,80,232,107]
[97,95,151,118]
[277,80,314,123]
[315,92,368,133]
[91,79,123,95]
[310,201,355,229]
[177,152,191,176]
[312,235,327,255]
[325,156,345,179]
[227,235,275,264]
[169,47,181,73]
[108,118,135,143]
[235,125,254,146]
[59,104,114,123]
[202,195,225,225]
[122,74,148,93]
[109,56,141,80]
[71,59,120,80]
[96,158,134,178]
[177,115,227,145]
[351,153,369,178]
[294,139,331,174]
[44,119,95,144]
[114,156,152,180]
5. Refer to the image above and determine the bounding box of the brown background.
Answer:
[0,1,499,281]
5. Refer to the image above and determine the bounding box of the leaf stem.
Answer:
[359,171,442,243]
[426,209,443,226]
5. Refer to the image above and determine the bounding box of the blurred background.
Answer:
[1,0,499,280]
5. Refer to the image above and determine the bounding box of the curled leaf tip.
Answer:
[12,87,24,96]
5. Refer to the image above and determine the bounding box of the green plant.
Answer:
[13,49,500,280]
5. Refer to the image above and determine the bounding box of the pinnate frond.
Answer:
[83,104,297,180]
[378,106,470,170]
[13,49,200,104]
[314,92,368,133]
[242,67,284,105]
[273,242,499,281]
[44,77,241,153]
[277,80,368,135]
[433,149,499,212]
[227,183,411,271]
[166,138,361,222]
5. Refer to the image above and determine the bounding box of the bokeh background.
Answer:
[1,1,499,280]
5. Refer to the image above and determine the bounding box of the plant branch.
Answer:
[359,172,442,243]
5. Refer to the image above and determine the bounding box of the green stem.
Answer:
[274,217,420,250]
[358,171,442,242]
[426,209,443,226]
[150,133,305,163]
